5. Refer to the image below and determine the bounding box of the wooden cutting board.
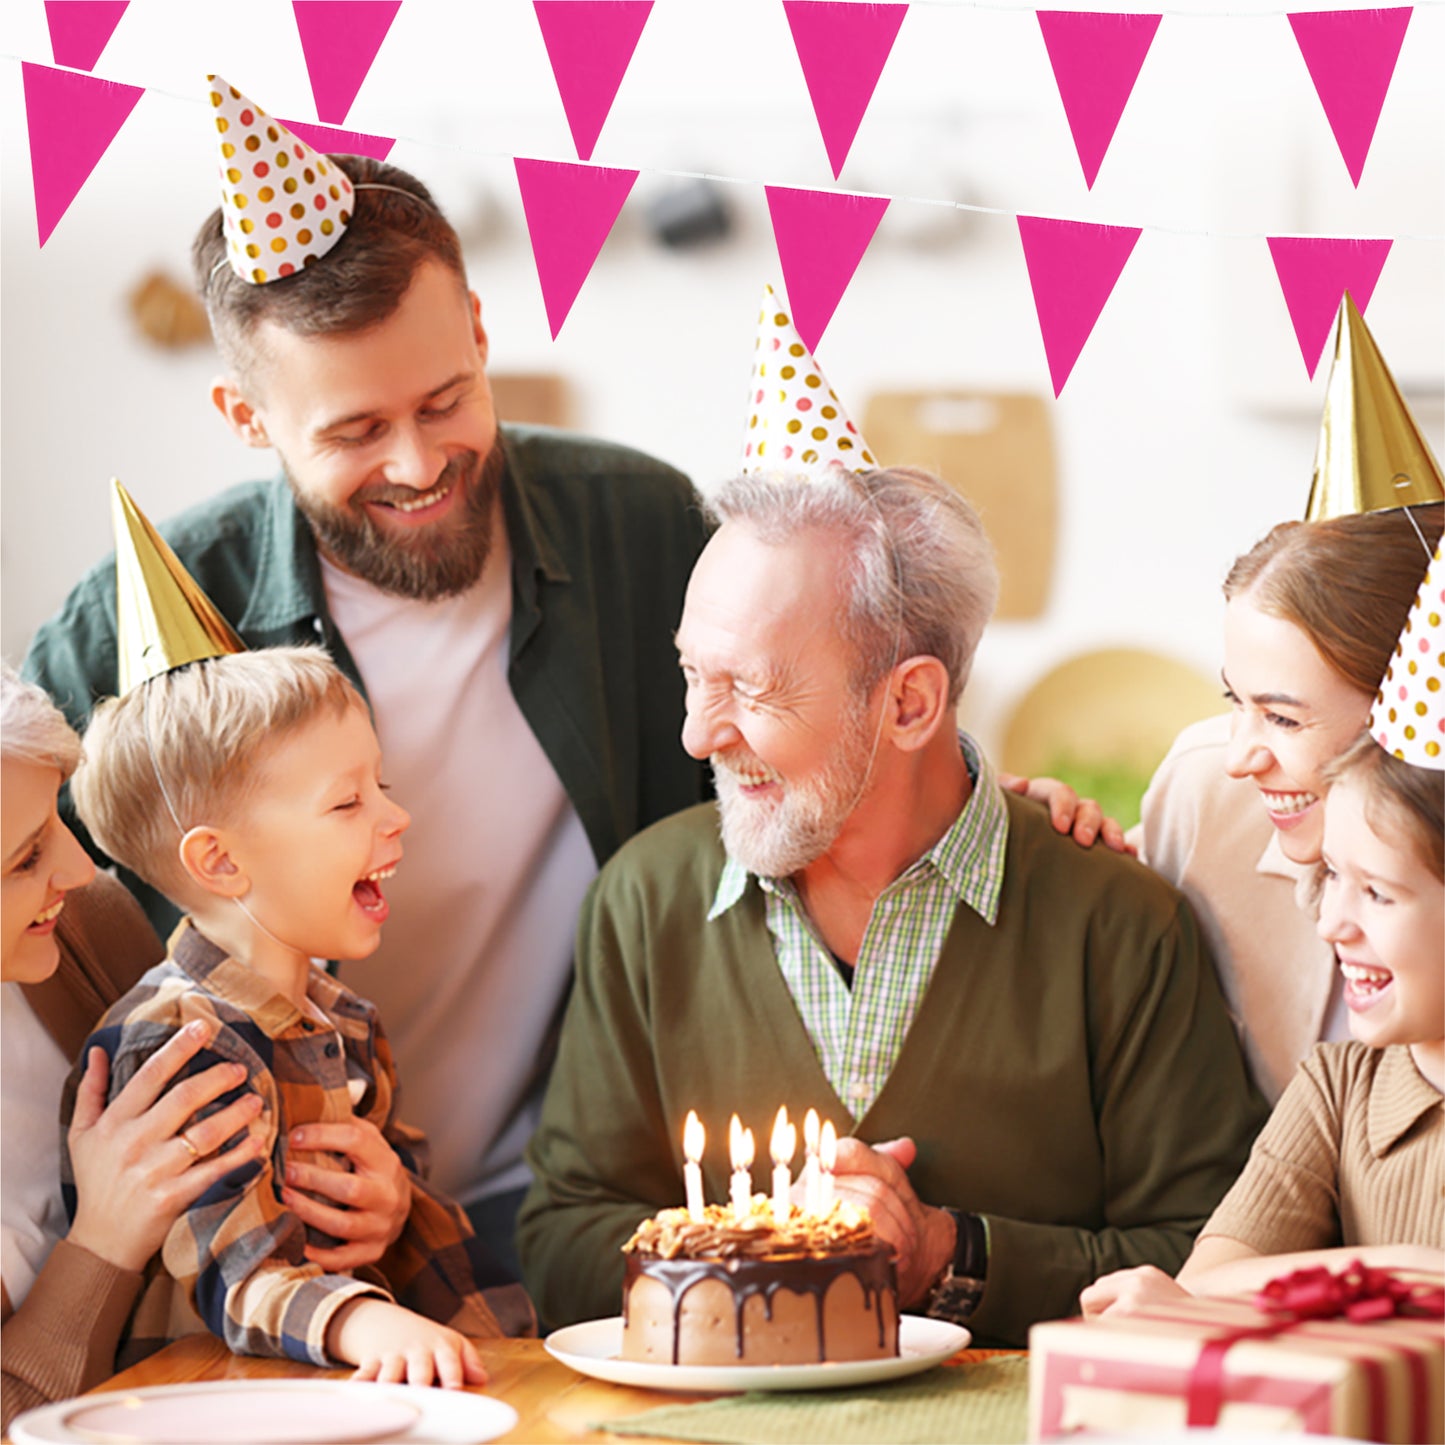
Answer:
[862,391,1056,621]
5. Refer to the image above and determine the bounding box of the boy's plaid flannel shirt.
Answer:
[61,920,498,1367]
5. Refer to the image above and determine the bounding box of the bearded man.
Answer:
[516,466,1266,1345]
[24,153,711,1283]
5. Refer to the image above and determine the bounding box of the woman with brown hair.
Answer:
[1137,503,1442,1102]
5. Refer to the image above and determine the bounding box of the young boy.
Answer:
[65,646,501,1385]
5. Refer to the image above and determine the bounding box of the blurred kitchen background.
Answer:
[3,0,1442,822]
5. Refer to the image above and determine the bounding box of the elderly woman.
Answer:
[0,667,266,1429]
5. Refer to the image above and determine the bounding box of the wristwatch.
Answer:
[926,1209,988,1322]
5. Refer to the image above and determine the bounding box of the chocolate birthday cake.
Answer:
[620,1201,899,1366]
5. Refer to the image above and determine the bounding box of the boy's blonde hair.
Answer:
[73,647,364,897]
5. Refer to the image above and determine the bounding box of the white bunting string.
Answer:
[8,58,1443,245]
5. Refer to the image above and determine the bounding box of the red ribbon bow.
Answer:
[1253,1260,1445,1324]
[1186,1260,1444,1429]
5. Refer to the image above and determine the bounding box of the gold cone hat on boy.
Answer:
[1304,294,1445,522]
[112,479,244,697]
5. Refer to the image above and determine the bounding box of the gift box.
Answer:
[1028,1271,1444,1443]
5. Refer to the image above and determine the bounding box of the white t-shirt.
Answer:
[321,518,596,1206]
[1,983,72,1309]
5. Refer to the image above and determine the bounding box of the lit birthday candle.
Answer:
[819,1120,838,1211]
[802,1108,821,1215]
[683,1110,706,1221]
[770,1107,796,1222]
[729,1114,755,1220]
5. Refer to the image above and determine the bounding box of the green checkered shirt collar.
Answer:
[708,733,1009,923]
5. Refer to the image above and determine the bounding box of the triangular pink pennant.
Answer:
[533,1,653,162]
[1016,215,1142,397]
[1267,236,1392,377]
[1036,11,1161,189]
[293,0,402,124]
[1287,7,1411,187]
[782,1,908,179]
[44,1,128,71]
[514,158,638,338]
[279,117,396,163]
[21,63,143,247]
[766,187,889,354]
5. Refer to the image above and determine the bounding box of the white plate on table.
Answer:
[544,1314,970,1392]
[10,1379,518,1445]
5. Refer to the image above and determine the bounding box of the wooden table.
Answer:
[20,1335,1005,1444]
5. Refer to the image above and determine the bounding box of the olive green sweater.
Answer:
[517,797,1267,1346]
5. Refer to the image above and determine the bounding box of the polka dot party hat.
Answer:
[740,285,876,477]
[209,75,353,285]
[1370,541,1444,767]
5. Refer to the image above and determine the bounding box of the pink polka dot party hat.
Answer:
[1371,541,1445,767]
[209,75,354,285]
[740,284,876,477]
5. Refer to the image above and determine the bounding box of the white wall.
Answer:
[3,0,1441,759]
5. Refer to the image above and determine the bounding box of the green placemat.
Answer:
[596,1355,1029,1445]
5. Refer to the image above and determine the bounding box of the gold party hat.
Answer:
[1304,293,1445,522]
[112,480,244,696]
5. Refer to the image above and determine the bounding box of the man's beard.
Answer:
[712,696,878,879]
[288,446,504,601]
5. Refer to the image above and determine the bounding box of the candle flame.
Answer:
[770,1107,796,1165]
[804,1107,820,1152]
[684,1110,705,1164]
[729,1114,755,1172]
[820,1119,837,1171]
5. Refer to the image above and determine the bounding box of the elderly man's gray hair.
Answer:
[707,467,999,706]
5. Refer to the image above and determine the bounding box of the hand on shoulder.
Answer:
[67,1022,264,1273]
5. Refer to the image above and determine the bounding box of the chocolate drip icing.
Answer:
[623,1247,897,1365]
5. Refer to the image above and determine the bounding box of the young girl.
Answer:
[1082,731,1444,1315]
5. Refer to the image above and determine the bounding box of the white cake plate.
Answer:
[544,1314,971,1392]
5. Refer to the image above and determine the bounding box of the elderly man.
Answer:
[24,117,710,1282]
[516,465,1266,1345]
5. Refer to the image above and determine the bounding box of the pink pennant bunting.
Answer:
[1288,7,1411,187]
[21,63,142,247]
[533,1,653,162]
[514,158,638,338]
[782,1,908,179]
[1267,236,1392,377]
[1036,11,1161,189]
[44,1,127,71]
[1016,215,1142,397]
[279,117,396,163]
[293,0,402,124]
[766,187,889,354]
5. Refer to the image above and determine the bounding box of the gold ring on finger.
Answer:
[179,1129,201,1158]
